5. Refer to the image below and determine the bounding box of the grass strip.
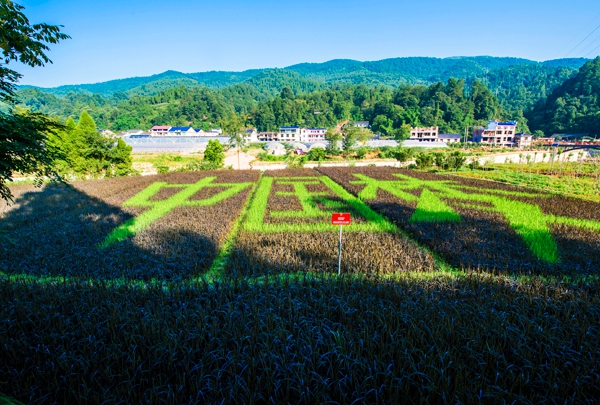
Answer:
[100,177,252,248]
[204,176,261,281]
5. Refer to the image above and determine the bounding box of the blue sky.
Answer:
[14,0,600,87]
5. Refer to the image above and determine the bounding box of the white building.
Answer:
[244,129,259,143]
[150,126,172,136]
[438,134,461,143]
[168,126,196,136]
[473,121,517,147]
[410,126,439,142]
[514,133,533,148]
[279,126,301,142]
[299,128,326,142]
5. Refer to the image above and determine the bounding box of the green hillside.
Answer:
[528,57,600,135]
[19,56,588,98]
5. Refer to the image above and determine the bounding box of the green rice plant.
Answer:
[319,167,600,272]
[101,177,253,247]
[243,176,395,233]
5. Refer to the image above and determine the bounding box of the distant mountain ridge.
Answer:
[19,56,589,98]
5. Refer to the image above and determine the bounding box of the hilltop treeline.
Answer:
[16,78,514,135]
[15,58,600,136]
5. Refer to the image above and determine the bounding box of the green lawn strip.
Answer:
[319,173,457,273]
[549,216,600,232]
[349,172,565,263]
[0,393,25,405]
[243,175,273,232]
[204,176,261,281]
[243,175,396,233]
[409,188,461,223]
[100,177,252,248]
[4,267,600,292]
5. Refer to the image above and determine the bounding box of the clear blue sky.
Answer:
[14,0,600,87]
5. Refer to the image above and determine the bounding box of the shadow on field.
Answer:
[0,183,218,282]
[371,200,600,277]
[1,268,599,404]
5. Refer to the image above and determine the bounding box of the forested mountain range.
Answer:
[527,57,600,135]
[19,56,587,98]
[14,56,599,136]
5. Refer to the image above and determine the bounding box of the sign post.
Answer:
[331,213,351,275]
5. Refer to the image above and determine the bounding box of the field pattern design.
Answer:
[244,175,395,233]
[102,177,253,247]
[227,169,436,277]
[318,167,600,274]
[0,171,259,281]
[2,169,600,404]
[352,173,600,263]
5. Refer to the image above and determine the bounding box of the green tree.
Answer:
[415,152,434,169]
[0,0,69,202]
[220,113,245,169]
[325,128,342,155]
[372,114,393,136]
[111,138,133,176]
[343,126,372,151]
[203,139,225,167]
[393,123,412,141]
[307,147,326,161]
[392,146,414,162]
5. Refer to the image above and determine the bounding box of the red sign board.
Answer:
[332,213,351,225]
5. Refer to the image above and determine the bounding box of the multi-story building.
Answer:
[150,126,172,136]
[410,126,439,142]
[513,133,533,148]
[300,128,326,142]
[473,121,517,146]
[258,132,279,142]
[279,126,300,142]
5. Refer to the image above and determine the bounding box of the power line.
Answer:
[583,41,600,58]
[565,22,600,57]
[556,11,600,57]
[578,31,600,55]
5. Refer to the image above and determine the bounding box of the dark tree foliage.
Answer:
[0,110,64,201]
[527,57,600,136]
[0,0,69,202]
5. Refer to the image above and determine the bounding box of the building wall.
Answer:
[410,126,439,142]
[300,128,326,142]
[279,127,300,142]
[473,121,517,146]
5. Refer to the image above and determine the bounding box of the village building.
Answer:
[150,126,172,136]
[410,126,439,142]
[473,121,517,147]
[299,128,326,142]
[168,126,196,136]
[244,129,259,143]
[514,133,533,148]
[438,134,461,143]
[279,126,300,142]
[258,132,279,142]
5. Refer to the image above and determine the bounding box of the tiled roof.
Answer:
[169,126,193,131]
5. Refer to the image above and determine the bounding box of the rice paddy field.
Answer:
[1,168,599,404]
